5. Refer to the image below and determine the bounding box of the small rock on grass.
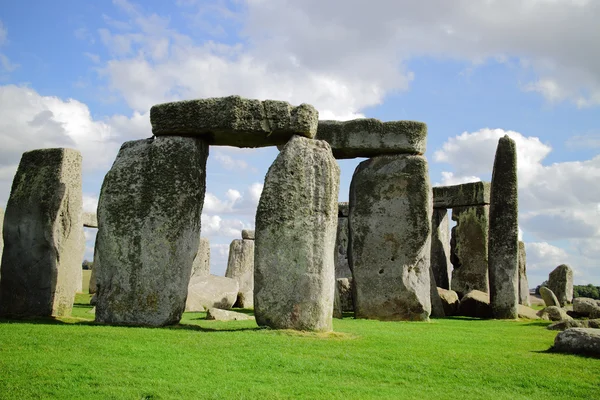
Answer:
[206,308,255,321]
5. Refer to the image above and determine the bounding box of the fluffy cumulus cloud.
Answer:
[435,128,600,284]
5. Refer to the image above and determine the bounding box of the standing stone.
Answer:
[95,136,208,327]
[518,241,530,306]
[450,205,489,298]
[225,238,255,308]
[547,264,573,307]
[337,277,353,312]
[0,207,4,281]
[431,208,451,290]
[0,148,84,318]
[89,266,97,294]
[335,202,352,279]
[191,237,211,278]
[488,135,519,319]
[254,135,340,332]
[429,265,445,318]
[539,286,560,307]
[349,155,432,321]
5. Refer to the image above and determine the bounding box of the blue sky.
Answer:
[0,0,598,285]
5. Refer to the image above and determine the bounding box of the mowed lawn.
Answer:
[0,295,598,399]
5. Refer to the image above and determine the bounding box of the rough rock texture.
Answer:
[150,96,318,148]
[429,270,445,318]
[538,306,573,322]
[337,278,353,312]
[89,266,97,294]
[241,230,255,240]
[186,275,239,311]
[488,135,519,319]
[82,212,98,228]
[191,237,211,278]
[333,285,343,319]
[518,241,530,306]
[539,286,560,307]
[206,308,254,321]
[457,290,492,319]
[431,208,451,290]
[349,155,432,321]
[335,213,352,279]
[548,319,600,331]
[437,288,460,316]
[0,148,84,318]
[225,239,255,308]
[432,181,491,209]
[94,137,208,326]
[547,264,573,307]
[553,328,600,357]
[315,119,427,159]
[573,297,600,318]
[517,304,541,320]
[450,205,489,298]
[0,207,3,280]
[338,202,349,218]
[254,135,340,331]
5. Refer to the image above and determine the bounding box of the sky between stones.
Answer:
[0,0,598,286]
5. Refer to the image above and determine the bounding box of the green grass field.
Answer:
[0,295,598,399]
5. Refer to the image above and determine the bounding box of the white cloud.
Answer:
[82,194,99,213]
[436,172,481,186]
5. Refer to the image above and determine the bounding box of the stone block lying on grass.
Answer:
[437,288,460,316]
[186,275,239,312]
[517,304,541,320]
[573,297,600,318]
[547,319,600,331]
[539,286,560,307]
[537,306,572,322]
[206,308,254,321]
[456,290,492,319]
[553,328,600,357]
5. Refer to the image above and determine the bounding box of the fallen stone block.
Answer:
[206,308,255,321]
[553,328,600,357]
[457,290,492,319]
[537,306,572,322]
[540,286,560,307]
[186,275,239,311]
[437,288,460,316]
[517,304,541,320]
[547,319,600,331]
[432,181,490,209]
[573,297,600,318]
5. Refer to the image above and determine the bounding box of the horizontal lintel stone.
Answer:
[433,181,491,209]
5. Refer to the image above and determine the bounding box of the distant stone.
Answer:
[150,96,318,148]
[457,290,492,319]
[0,148,84,318]
[529,295,546,307]
[553,328,600,357]
[94,137,208,327]
[518,241,530,306]
[432,181,491,209]
[90,293,97,306]
[539,286,560,307]
[225,238,255,308]
[241,230,255,240]
[437,288,460,316]
[336,278,353,312]
[89,266,97,294]
[538,306,572,322]
[186,275,239,311]
[206,308,255,321]
[431,208,451,290]
[315,119,427,159]
[547,264,573,307]
[547,319,600,331]
[573,297,600,318]
[334,212,352,279]
[450,205,489,298]
[429,267,445,318]
[254,136,340,331]
[488,135,519,319]
[338,202,349,218]
[517,304,541,320]
[82,212,98,228]
[350,155,432,321]
[191,237,211,278]
[333,285,343,319]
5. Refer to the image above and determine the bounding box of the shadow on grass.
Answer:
[532,347,600,359]
[167,324,262,333]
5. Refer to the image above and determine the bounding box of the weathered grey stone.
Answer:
[429,266,445,318]
[548,319,600,331]
[538,306,573,322]
[0,148,84,318]
[457,290,492,319]
[0,207,3,281]
[553,328,600,357]
[518,241,530,306]
[432,181,491,209]
[254,135,340,331]
[82,212,98,228]
[336,278,353,312]
[539,286,560,307]
[90,293,97,306]
[191,237,211,278]
[349,155,432,321]
[315,119,427,159]
[338,202,349,218]
[225,239,255,308]
[573,297,600,318]
[150,96,318,148]
[437,287,460,316]
[186,275,239,311]
[333,285,343,319]
[431,208,451,290]
[334,215,352,279]
[488,135,519,319]
[450,205,489,298]
[206,308,254,321]
[95,136,208,326]
[241,230,255,240]
[517,304,540,320]
[547,264,573,307]
[89,267,97,294]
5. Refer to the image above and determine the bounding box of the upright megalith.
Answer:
[488,135,519,319]
[349,155,432,321]
[335,202,352,279]
[0,148,84,318]
[518,241,530,306]
[431,208,451,290]
[225,236,255,308]
[191,237,211,278]
[548,264,573,307]
[0,207,4,280]
[95,136,208,327]
[254,135,340,332]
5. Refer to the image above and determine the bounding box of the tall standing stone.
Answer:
[349,155,432,321]
[0,148,84,318]
[518,241,530,306]
[191,237,211,278]
[254,135,340,332]
[95,136,208,326]
[450,205,489,298]
[0,207,4,281]
[225,238,255,308]
[548,264,573,307]
[431,208,451,289]
[335,202,352,279]
[488,135,519,319]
